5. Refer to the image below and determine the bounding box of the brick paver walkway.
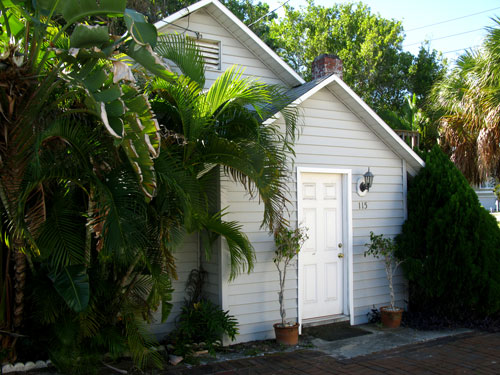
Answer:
[162,332,500,374]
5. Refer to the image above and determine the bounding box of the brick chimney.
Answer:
[311,54,343,80]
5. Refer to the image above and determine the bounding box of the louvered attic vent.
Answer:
[192,38,221,70]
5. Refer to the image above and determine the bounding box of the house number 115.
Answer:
[358,202,368,210]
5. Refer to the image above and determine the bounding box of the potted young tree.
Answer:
[273,225,308,345]
[364,231,404,328]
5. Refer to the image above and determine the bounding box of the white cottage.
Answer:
[150,0,425,343]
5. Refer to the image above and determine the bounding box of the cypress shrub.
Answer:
[397,146,500,316]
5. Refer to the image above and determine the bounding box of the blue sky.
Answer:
[267,0,500,63]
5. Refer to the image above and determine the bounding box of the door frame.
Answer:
[296,167,354,331]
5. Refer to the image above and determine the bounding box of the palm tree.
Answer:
[431,19,500,185]
[151,34,299,278]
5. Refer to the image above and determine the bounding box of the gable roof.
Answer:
[267,74,425,174]
[154,0,305,88]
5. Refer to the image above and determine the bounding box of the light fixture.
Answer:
[357,168,374,196]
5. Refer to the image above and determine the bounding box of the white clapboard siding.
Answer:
[157,8,287,88]
[217,85,408,343]
[220,176,297,344]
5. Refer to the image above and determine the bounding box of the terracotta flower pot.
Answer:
[273,322,299,345]
[380,306,403,328]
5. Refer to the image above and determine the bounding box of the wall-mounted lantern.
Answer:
[357,168,374,197]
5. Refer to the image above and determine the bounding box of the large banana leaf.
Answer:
[124,40,175,83]
[124,9,157,48]
[70,25,110,49]
[36,0,127,25]
[8,0,173,201]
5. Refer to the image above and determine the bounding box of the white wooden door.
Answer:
[300,172,344,319]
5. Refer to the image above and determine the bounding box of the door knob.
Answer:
[338,253,344,258]
[338,243,343,248]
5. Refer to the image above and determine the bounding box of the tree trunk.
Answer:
[386,258,395,310]
[12,238,26,330]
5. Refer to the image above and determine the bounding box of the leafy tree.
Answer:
[269,1,408,112]
[268,1,446,117]
[431,19,500,185]
[397,146,500,317]
[126,0,193,23]
[408,43,447,106]
[222,0,277,46]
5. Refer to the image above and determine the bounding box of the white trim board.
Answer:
[402,160,408,221]
[296,167,354,331]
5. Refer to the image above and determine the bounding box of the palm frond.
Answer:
[149,75,208,142]
[122,309,163,369]
[202,66,270,119]
[200,210,255,280]
[95,167,149,265]
[35,189,86,271]
[195,135,290,229]
[155,33,206,88]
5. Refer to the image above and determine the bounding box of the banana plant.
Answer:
[0,0,174,200]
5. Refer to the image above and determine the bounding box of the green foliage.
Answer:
[408,44,447,105]
[364,232,397,260]
[380,93,439,151]
[126,0,276,43]
[171,300,238,357]
[0,0,174,365]
[220,0,277,46]
[269,2,446,116]
[273,225,308,265]
[0,0,170,202]
[397,146,500,316]
[48,265,90,313]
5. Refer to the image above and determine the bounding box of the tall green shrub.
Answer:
[397,146,500,316]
